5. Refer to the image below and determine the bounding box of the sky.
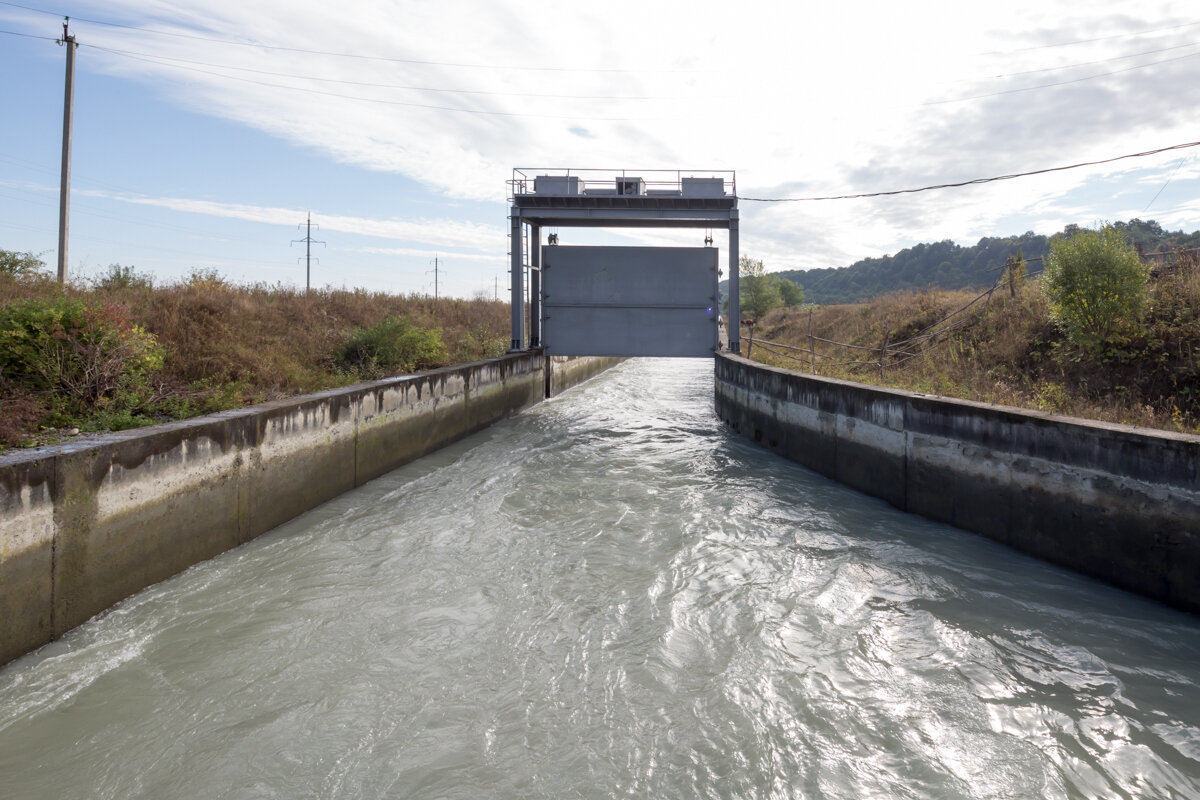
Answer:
[0,0,1198,297]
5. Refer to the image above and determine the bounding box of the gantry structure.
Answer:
[507,169,742,355]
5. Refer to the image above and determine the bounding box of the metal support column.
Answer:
[510,208,524,350]
[728,210,740,354]
[529,224,542,347]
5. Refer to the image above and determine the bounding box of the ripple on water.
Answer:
[1,359,1199,799]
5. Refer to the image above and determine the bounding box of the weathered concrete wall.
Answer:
[714,352,1200,614]
[0,352,618,666]
[547,355,627,397]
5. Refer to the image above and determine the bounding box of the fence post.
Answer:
[878,324,890,380]
[746,322,754,359]
[807,308,815,373]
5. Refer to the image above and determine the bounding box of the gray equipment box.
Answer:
[534,175,584,195]
[681,177,725,197]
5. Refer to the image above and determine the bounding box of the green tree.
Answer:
[1041,224,1148,351]
[769,274,805,306]
[0,249,46,277]
[739,256,782,319]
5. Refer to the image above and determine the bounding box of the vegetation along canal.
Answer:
[1,359,1198,798]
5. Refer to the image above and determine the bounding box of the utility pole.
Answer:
[291,213,324,291]
[494,275,499,301]
[56,17,77,286]
[426,255,444,299]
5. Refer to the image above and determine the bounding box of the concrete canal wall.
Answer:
[715,352,1200,614]
[547,355,626,397]
[0,352,619,666]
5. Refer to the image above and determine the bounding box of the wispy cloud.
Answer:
[76,189,506,252]
[2,0,1196,289]
[349,246,508,264]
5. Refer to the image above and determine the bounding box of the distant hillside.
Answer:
[732,219,1200,305]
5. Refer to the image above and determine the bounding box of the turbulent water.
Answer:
[1,359,1199,799]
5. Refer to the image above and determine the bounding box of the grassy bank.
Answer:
[743,252,1200,434]
[0,266,510,448]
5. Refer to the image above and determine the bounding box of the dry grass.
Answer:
[0,272,510,443]
[121,280,508,395]
[745,255,1200,434]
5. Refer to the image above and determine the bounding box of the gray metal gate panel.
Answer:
[542,246,718,357]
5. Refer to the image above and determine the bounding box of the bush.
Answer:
[0,376,44,447]
[452,325,508,363]
[185,267,229,291]
[0,297,164,417]
[96,263,153,291]
[337,315,446,377]
[1041,225,1148,351]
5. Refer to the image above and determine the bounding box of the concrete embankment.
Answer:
[715,352,1200,614]
[0,352,622,666]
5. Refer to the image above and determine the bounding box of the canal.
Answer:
[1,359,1198,798]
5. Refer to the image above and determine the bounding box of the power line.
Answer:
[979,39,1200,81]
[10,15,1194,116]
[924,48,1200,106]
[981,18,1200,55]
[0,2,690,73]
[89,37,1198,103]
[740,139,1200,202]
[0,27,57,41]
[85,44,670,101]
[86,47,655,121]
[1143,156,1191,212]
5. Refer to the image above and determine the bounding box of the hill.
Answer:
[731,219,1200,305]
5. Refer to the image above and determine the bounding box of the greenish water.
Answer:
[1,359,1198,798]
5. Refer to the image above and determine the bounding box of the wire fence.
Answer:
[741,255,1047,377]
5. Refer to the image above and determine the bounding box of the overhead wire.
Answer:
[0,27,58,41]
[88,48,654,120]
[740,140,1200,202]
[974,39,1200,81]
[0,1,691,73]
[924,48,1200,105]
[981,18,1200,55]
[87,37,1199,102]
[6,8,1196,113]
[85,44,669,101]
[1143,156,1192,212]
[5,6,1199,216]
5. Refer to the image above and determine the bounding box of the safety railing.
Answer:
[509,168,735,201]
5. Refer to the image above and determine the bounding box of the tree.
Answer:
[1041,224,1148,351]
[738,256,781,319]
[735,257,805,318]
[0,250,46,277]
[771,274,805,307]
